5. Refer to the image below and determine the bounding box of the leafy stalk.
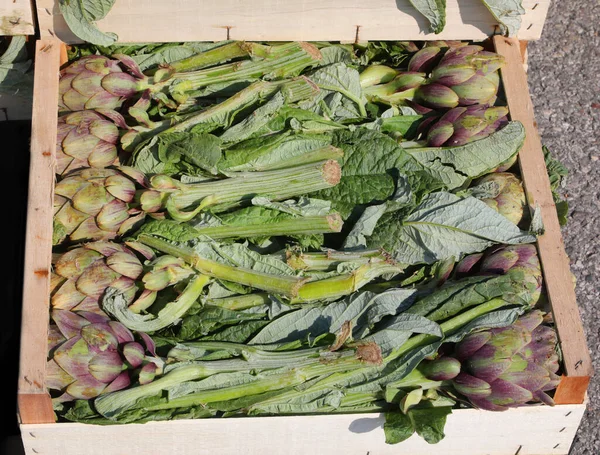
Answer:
[137,234,307,298]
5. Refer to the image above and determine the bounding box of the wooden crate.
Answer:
[17,2,593,454]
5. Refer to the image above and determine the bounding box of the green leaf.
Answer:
[219,92,287,144]
[404,121,526,189]
[411,406,452,444]
[301,63,367,120]
[58,0,119,46]
[367,192,536,265]
[384,411,415,444]
[156,132,223,174]
[480,0,526,36]
[0,36,28,64]
[220,131,333,172]
[0,36,33,99]
[407,0,447,34]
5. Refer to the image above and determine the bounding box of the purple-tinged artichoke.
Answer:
[363,45,505,111]
[453,244,544,307]
[53,167,148,245]
[56,110,131,177]
[59,55,145,113]
[46,310,162,402]
[450,309,560,410]
[471,172,527,225]
[425,105,509,147]
[50,241,150,315]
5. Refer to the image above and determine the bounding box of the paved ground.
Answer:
[527,1,600,454]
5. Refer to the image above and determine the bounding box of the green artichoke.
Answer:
[450,309,560,410]
[46,309,162,403]
[471,172,527,225]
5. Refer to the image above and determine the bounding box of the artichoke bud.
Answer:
[359,65,399,88]
[407,46,443,73]
[451,372,492,398]
[426,119,454,147]
[451,75,498,106]
[415,83,460,109]
[419,357,461,381]
[473,172,526,226]
[138,362,160,385]
[88,351,127,382]
[138,189,165,213]
[122,341,146,368]
[430,64,476,87]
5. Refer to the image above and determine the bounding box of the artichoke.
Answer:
[424,105,509,147]
[470,172,527,225]
[59,55,144,112]
[53,167,148,246]
[46,309,162,403]
[453,244,544,307]
[56,110,131,177]
[50,241,149,315]
[363,45,504,111]
[450,309,560,410]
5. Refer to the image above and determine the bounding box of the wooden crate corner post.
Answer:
[492,36,593,405]
[17,37,65,425]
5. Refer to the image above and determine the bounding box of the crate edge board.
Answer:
[492,36,594,401]
[19,403,587,455]
[0,0,36,36]
[35,0,550,43]
[17,38,61,427]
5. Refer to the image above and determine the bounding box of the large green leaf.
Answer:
[367,191,536,265]
[480,0,526,36]
[59,0,118,46]
[407,0,447,34]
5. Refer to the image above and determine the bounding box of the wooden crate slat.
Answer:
[35,0,550,43]
[0,0,35,35]
[17,38,61,425]
[493,36,593,403]
[20,404,586,455]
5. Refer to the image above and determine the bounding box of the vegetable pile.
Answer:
[49,40,564,445]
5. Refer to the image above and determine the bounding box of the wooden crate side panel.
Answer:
[20,404,586,455]
[36,0,550,43]
[492,36,594,400]
[17,38,61,424]
[0,0,35,35]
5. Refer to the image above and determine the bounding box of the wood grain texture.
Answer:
[17,394,54,425]
[35,0,550,43]
[554,376,592,405]
[17,38,61,422]
[20,404,586,455]
[0,0,35,35]
[493,36,594,392]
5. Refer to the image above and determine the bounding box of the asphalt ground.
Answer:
[527,1,600,453]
